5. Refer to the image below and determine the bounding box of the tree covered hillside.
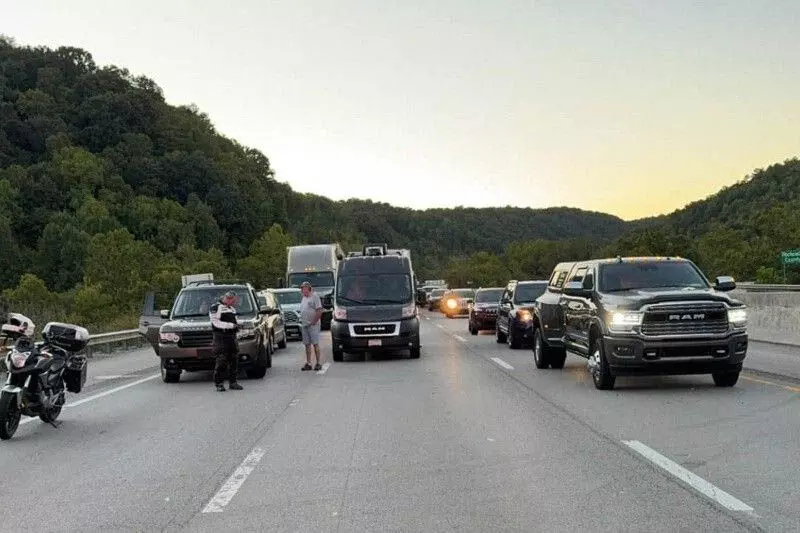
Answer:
[0,37,627,330]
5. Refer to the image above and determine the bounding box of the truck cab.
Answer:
[286,244,344,330]
[330,246,420,361]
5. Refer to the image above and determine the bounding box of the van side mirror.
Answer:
[160,309,170,319]
[563,281,591,297]
[714,276,736,291]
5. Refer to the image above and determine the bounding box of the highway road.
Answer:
[1,313,798,532]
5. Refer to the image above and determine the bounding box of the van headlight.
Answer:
[402,303,417,318]
[608,311,643,332]
[727,308,747,328]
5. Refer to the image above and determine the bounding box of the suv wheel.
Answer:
[469,322,478,335]
[161,361,180,383]
[266,335,273,368]
[278,332,287,350]
[533,329,549,369]
[588,342,615,390]
[508,321,521,349]
[712,371,739,387]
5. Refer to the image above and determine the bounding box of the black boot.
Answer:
[229,382,243,390]
[216,383,226,392]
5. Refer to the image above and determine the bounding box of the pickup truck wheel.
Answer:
[496,323,507,344]
[533,329,550,369]
[549,350,567,369]
[161,361,181,383]
[589,343,615,390]
[508,322,521,349]
[712,371,739,387]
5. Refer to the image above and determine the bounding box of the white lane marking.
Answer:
[202,447,266,513]
[436,324,444,329]
[454,335,466,342]
[19,373,160,426]
[94,375,125,380]
[491,357,514,370]
[316,362,331,375]
[68,374,160,408]
[487,438,496,442]
[622,440,754,513]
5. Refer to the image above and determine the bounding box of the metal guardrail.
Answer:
[735,283,800,292]
[85,329,144,357]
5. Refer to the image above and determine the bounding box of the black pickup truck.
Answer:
[532,257,748,390]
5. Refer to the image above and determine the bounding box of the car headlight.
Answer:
[334,307,347,320]
[517,310,533,322]
[402,303,417,318]
[446,299,457,309]
[608,311,643,332]
[237,327,256,340]
[727,308,747,327]
[159,332,180,343]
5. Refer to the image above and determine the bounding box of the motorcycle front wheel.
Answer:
[0,392,22,440]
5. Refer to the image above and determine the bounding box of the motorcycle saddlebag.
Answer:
[64,355,88,394]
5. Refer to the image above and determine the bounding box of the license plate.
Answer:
[197,348,214,358]
[368,339,382,347]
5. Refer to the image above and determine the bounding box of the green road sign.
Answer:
[780,250,800,265]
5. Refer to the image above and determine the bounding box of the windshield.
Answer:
[599,261,709,292]
[172,288,255,318]
[336,274,412,305]
[514,284,547,303]
[430,289,446,298]
[287,271,335,288]
[273,291,302,305]
[476,289,504,303]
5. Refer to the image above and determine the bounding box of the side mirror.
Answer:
[563,281,591,297]
[160,309,170,319]
[714,276,736,292]
[270,308,282,316]
[259,305,269,315]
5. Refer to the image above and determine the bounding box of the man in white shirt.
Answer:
[299,281,323,371]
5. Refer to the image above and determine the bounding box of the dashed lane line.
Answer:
[202,447,266,513]
[491,357,514,370]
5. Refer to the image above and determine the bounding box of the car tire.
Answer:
[712,371,739,387]
[469,323,478,335]
[496,323,507,344]
[549,350,567,369]
[278,333,287,350]
[333,348,344,362]
[410,346,421,359]
[161,361,181,383]
[508,321,521,349]
[589,342,615,390]
[533,328,549,369]
[266,335,274,368]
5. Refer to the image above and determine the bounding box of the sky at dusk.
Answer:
[3,0,799,220]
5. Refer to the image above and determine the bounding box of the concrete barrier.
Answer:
[731,290,800,346]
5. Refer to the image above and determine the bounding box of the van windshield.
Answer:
[288,272,335,288]
[336,274,413,305]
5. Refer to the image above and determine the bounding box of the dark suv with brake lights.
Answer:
[468,287,504,334]
[330,251,421,361]
[496,280,548,349]
[139,282,276,383]
[532,257,748,390]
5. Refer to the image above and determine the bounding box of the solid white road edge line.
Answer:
[491,357,514,370]
[622,440,754,513]
[454,335,466,342]
[316,362,331,375]
[202,447,266,513]
[20,373,160,425]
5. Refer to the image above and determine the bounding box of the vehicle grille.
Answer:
[179,331,213,348]
[642,303,728,336]
[283,311,299,323]
[353,324,397,336]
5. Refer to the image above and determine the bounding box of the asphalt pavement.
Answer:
[0,314,797,532]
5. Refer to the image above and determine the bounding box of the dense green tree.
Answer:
[237,224,293,289]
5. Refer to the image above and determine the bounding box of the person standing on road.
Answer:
[299,281,323,371]
[210,291,243,392]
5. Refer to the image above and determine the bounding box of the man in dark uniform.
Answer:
[209,291,243,392]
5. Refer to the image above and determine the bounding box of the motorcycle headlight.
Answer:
[608,311,643,332]
[159,332,180,343]
[727,308,747,328]
[401,304,417,318]
[10,351,28,368]
[237,327,256,340]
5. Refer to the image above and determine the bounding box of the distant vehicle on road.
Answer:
[496,280,548,349]
[139,280,279,383]
[285,243,344,330]
[255,290,288,350]
[330,245,420,361]
[267,288,303,341]
[532,257,748,390]
[441,288,475,318]
[427,288,447,311]
[468,287,505,334]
